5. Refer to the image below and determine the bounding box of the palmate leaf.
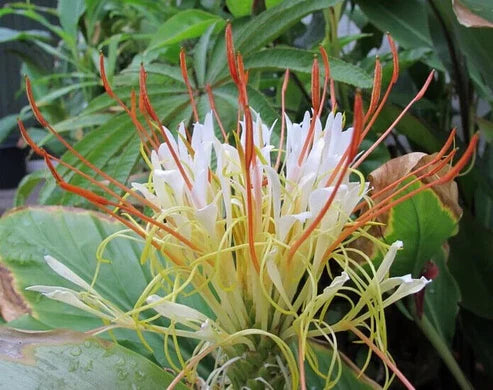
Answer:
[0,328,187,390]
[0,206,207,370]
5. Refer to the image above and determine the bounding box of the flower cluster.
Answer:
[20,25,477,389]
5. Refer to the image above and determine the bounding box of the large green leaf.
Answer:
[206,0,343,83]
[449,213,493,319]
[0,207,198,367]
[368,154,461,276]
[148,9,224,50]
[244,48,373,88]
[0,328,186,390]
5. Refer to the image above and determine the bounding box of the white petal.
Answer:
[26,285,109,319]
[196,202,217,236]
[266,255,291,308]
[375,241,403,282]
[43,255,91,290]
[278,212,311,241]
[383,276,431,307]
[147,295,209,324]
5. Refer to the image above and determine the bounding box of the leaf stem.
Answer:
[414,315,473,390]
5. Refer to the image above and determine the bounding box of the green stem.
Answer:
[415,315,473,390]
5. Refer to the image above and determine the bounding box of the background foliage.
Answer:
[0,0,492,388]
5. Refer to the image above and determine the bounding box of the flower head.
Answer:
[21,25,478,389]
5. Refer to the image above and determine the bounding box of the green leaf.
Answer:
[4,314,51,331]
[52,113,113,132]
[302,341,379,389]
[244,48,373,88]
[0,207,199,367]
[148,9,225,50]
[0,328,187,390]
[57,0,86,43]
[357,0,433,49]
[368,154,461,276]
[194,23,217,87]
[226,0,253,17]
[207,0,343,83]
[265,0,284,8]
[0,114,28,144]
[423,250,461,345]
[38,113,140,207]
[0,27,50,43]
[449,213,493,319]
[35,82,99,105]
[13,169,49,207]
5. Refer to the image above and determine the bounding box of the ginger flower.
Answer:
[21,25,478,389]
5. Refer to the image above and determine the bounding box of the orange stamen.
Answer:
[180,48,199,123]
[363,57,382,123]
[226,24,239,84]
[322,133,478,261]
[311,56,320,111]
[26,76,159,212]
[362,35,399,136]
[138,65,194,192]
[353,70,435,169]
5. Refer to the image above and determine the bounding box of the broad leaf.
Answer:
[0,207,199,367]
[0,328,187,390]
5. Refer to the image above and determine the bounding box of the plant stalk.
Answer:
[414,315,473,390]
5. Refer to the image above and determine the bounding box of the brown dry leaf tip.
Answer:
[369,152,462,222]
[452,0,493,28]
[0,264,31,322]
[0,327,110,363]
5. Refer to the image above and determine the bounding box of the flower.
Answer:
[20,25,478,389]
